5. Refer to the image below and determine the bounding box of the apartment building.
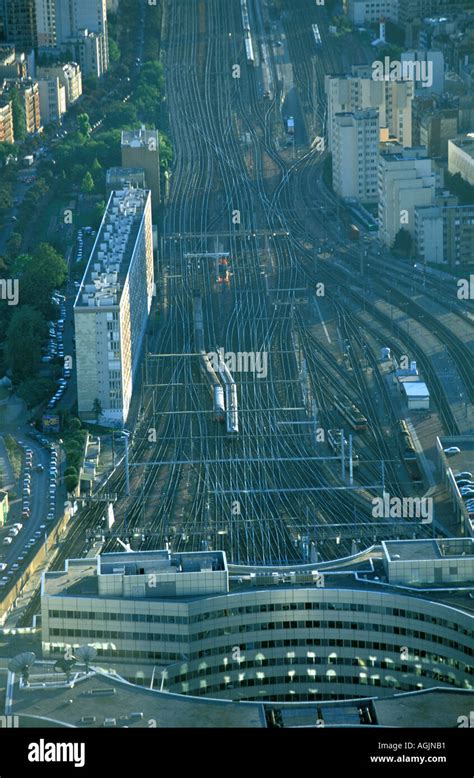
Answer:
[344,0,399,24]
[325,71,413,151]
[37,74,65,124]
[121,127,161,211]
[3,77,41,134]
[415,202,474,267]
[332,109,379,203]
[2,0,37,50]
[73,187,154,426]
[37,62,82,106]
[448,136,474,187]
[419,110,458,158]
[0,95,13,143]
[41,540,474,703]
[34,0,109,77]
[378,145,436,247]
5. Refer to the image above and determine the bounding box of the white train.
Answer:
[216,358,239,434]
[193,293,225,423]
[241,0,255,64]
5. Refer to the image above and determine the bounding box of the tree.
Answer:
[5,306,45,381]
[16,377,57,408]
[9,87,26,141]
[11,244,67,314]
[78,113,91,136]
[92,398,102,422]
[109,38,121,64]
[392,228,413,256]
[81,171,95,194]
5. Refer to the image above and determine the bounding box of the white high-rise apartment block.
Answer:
[74,188,154,425]
[332,109,379,203]
[378,146,436,247]
[34,0,109,75]
[325,71,413,152]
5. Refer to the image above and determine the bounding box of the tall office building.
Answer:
[34,0,109,76]
[378,145,436,247]
[332,109,379,203]
[121,128,161,212]
[41,540,474,702]
[2,0,37,50]
[74,187,154,426]
[325,71,413,152]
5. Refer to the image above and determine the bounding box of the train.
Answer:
[328,429,360,469]
[241,0,255,64]
[399,419,416,460]
[193,294,226,422]
[334,395,368,431]
[312,23,322,47]
[192,292,239,433]
[216,358,239,435]
[399,420,423,482]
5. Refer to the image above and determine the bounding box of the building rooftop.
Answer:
[42,544,474,613]
[6,665,474,728]
[121,127,158,149]
[401,381,429,397]
[384,539,442,561]
[73,187,150,309]
[450,136,474,158]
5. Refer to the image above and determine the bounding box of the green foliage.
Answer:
[65,473,79,492]
[5,306,45,381]
[11,243,67,315]
[159,133,173,170]
[81,171,95,194]
[392,227,413,255]
[16,377,57,409]
[9,87,26,141]
[445,172,474,205]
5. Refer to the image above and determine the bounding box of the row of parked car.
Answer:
[47,448,59,522]
[454,471,474,519]
[42,292,66,365]
[0,522,47,588]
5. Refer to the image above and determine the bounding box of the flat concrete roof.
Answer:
[374,689,474,728]
[8,667,266,729]
[384,539,441,561]
[401,382,429,397]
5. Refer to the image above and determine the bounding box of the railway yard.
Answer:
[7,0,474,629]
